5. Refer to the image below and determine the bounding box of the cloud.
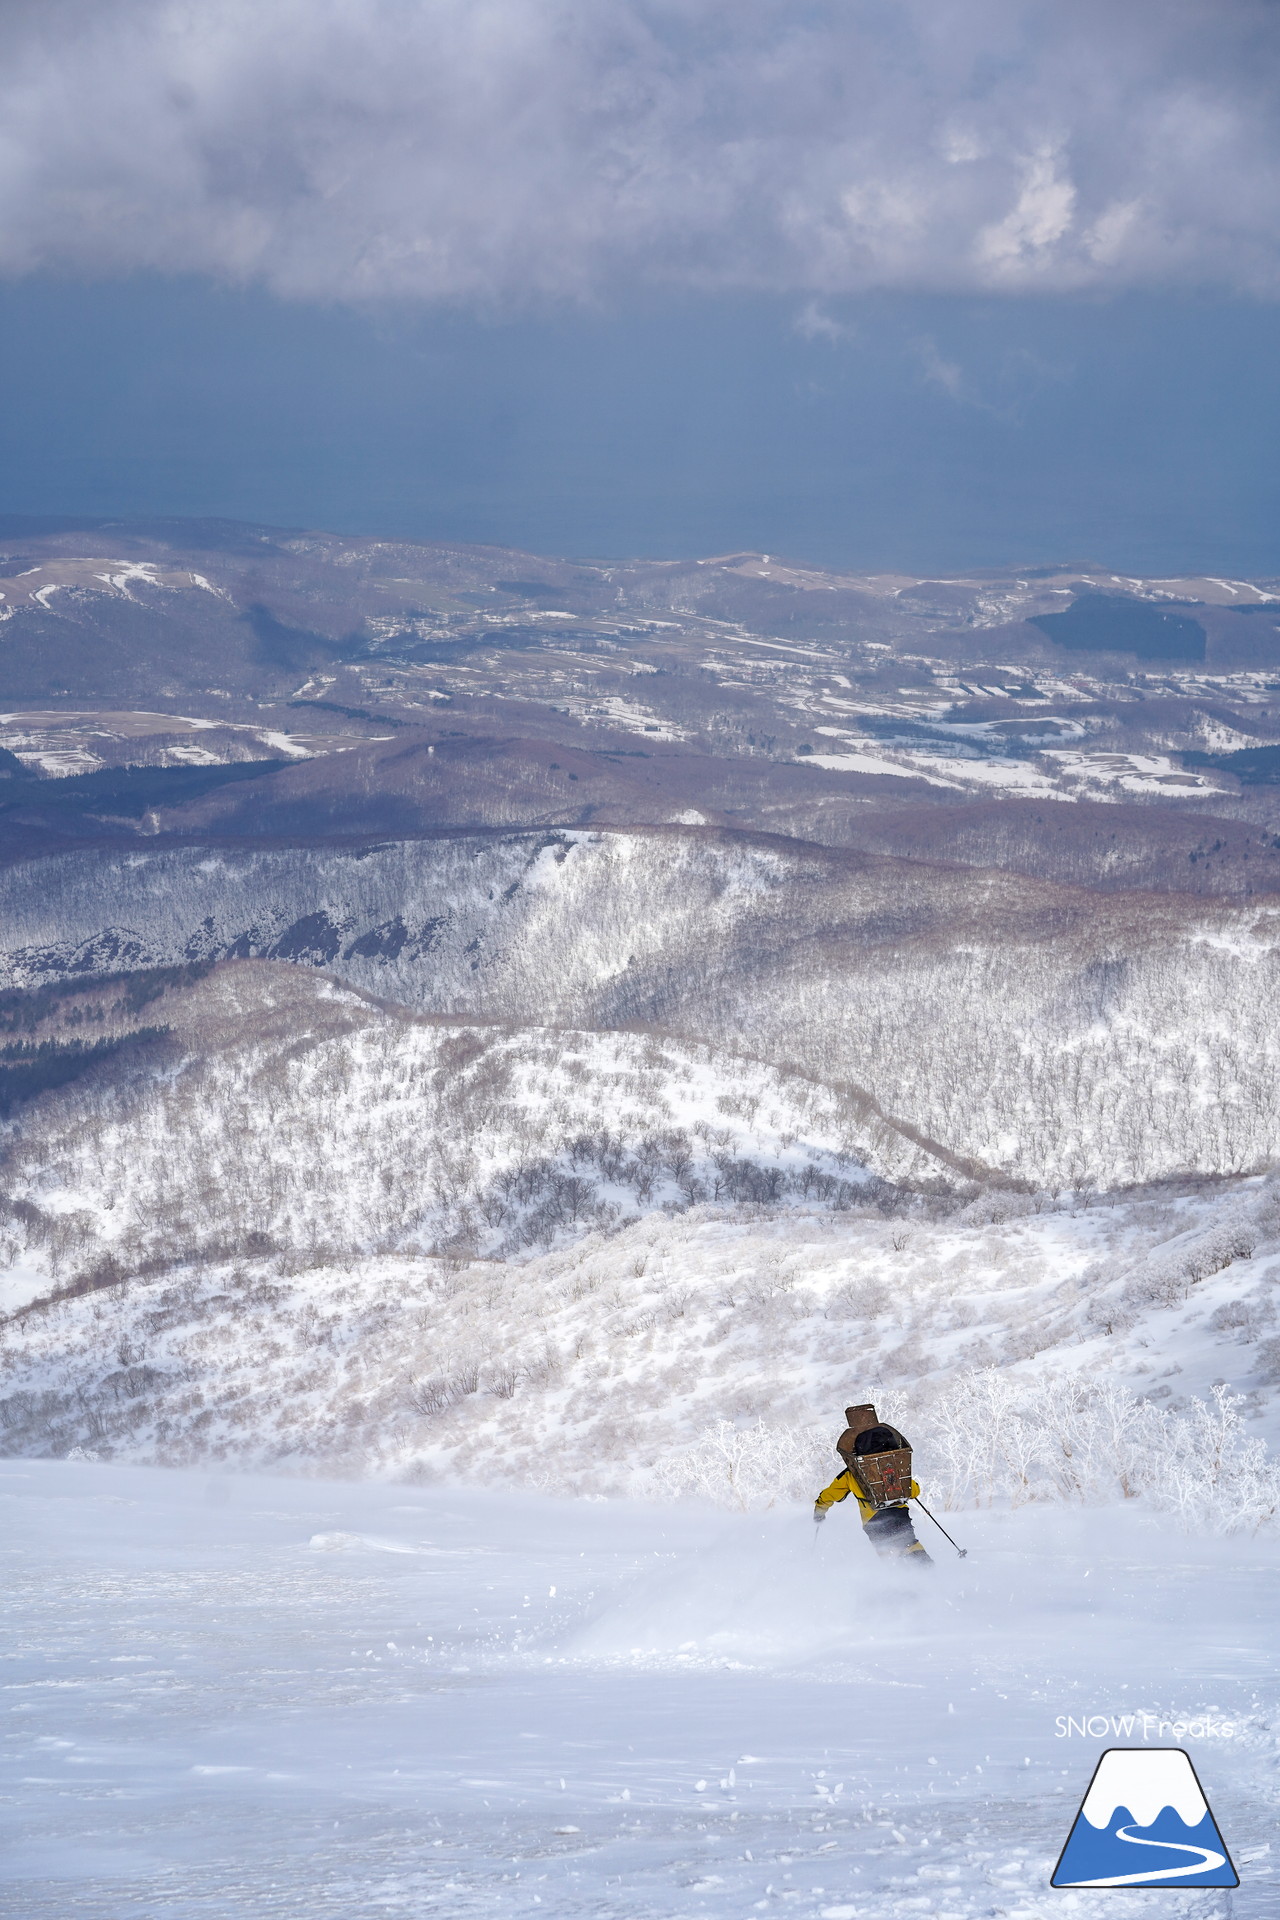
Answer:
[917,337,969,402]
[912,335,1035,421]
[0,0,1277,305]
[794,302,853,344]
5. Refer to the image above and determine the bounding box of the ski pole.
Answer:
[912,1498,968,1558]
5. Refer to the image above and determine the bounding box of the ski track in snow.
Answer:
[2,1462,1278,1918]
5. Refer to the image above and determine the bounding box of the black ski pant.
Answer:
[862,1502,932,1563]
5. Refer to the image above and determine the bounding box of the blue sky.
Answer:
[1,1,1278,573]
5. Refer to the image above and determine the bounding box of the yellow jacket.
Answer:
[814,1467,920,1525]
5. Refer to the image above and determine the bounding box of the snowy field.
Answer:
[3,1460,1277,1919]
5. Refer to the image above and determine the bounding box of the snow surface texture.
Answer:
[5,1179,1280,1500]
[1,830,1279,1188]
[2,1460,1277,1920]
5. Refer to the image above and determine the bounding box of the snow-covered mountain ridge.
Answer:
[4,1175,1277,1490]
[0,962,932,1300]
[1,824,1278,1501]
[3,957,1277,1496]
[0,827,1277,1188]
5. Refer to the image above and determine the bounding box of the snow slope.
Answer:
[4,1180,1278,1480]
[4,958,1277,1511]
[2,1459,1277,1919]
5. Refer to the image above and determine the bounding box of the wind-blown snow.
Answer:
[2,1461,1276,1919]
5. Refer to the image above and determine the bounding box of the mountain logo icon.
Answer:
[1051,1748,1238,1888]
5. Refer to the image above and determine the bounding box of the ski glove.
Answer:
[812,1508,826,1524]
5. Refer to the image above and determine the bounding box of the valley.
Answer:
[0,519,1278,1519]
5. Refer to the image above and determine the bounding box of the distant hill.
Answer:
[0,517,1277,901]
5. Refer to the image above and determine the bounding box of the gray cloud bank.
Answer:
[2,0,1278,304]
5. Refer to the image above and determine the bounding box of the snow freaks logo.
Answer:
[1051,1749,1238,1889]
[1054,1712,1238,1740]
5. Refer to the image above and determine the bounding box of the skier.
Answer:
[812,1402,932,1563]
